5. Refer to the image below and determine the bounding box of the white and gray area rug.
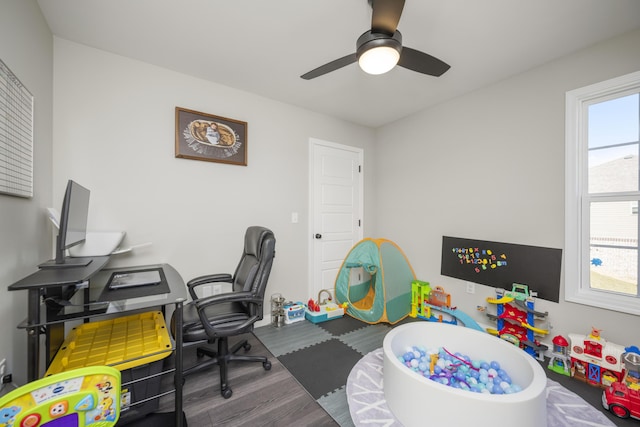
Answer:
[347,348,618,427]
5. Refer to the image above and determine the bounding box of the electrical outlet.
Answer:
[466,282,475,294]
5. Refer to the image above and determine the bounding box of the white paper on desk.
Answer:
[46,207,60,229]
[111,242,152,255]
[68,231,126,257]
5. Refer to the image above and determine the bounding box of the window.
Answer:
[565,71,640,315]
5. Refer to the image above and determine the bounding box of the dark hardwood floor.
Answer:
[155,333,338,427]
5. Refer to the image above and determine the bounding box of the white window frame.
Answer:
[565,70,640,316]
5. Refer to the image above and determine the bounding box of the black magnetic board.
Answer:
[441,236,562,303]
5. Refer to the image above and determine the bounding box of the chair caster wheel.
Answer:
[221,387,233,399]
[263,361,272,371]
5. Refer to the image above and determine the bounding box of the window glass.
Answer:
[588,150,638,193]
[588,94,639,149]
[589,201,637,296]
[588,94,639,193]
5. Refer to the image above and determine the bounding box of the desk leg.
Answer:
[27,288,40,382]
[46,323,65,367]
[174,299,184,427]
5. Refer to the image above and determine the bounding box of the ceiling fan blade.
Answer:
[397,46,450,77]
[370,0,405,35]
[300,53,357,80]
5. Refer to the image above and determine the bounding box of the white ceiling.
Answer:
[37,0,640,128]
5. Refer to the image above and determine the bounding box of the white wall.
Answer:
[374,28,640,346]
[0,0,53,385]
[52,38,375,326]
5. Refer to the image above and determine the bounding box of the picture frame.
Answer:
[175,107,247,166]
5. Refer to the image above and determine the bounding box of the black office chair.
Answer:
[174,226,276,399]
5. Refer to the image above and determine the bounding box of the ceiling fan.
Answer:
[300,0,450,80]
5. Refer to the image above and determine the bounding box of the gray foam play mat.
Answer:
[346,348,616,427]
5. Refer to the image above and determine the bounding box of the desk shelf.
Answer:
[9,260,186,427]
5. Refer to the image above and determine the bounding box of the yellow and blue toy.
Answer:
[0,366,121,427]
[410,280,485,332]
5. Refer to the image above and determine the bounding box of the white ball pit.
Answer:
[383,322,547,427]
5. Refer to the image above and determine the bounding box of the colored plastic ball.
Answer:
[396,345,522,395]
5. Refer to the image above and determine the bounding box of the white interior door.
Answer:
[309,138,363,301]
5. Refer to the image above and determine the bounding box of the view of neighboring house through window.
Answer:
[566,71,640,315]
[588,93,639,296]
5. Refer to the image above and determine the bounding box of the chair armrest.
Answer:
[187,273,233,300]
[194,291,263,338]
[194,291,256,308]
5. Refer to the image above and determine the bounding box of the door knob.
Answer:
[315,234,322,239]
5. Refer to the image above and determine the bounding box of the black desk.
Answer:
[8,259,186,380]
[9,259,186,426]
[9,256,111,381]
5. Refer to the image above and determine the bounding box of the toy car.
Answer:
[602,381,640,420]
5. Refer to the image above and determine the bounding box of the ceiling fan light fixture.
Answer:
[358,46,400,75]
[356,30,402,75]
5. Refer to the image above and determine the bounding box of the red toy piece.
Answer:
[603,381,640,420]
[307,299,320,312]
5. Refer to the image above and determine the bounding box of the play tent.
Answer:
[334,238,416,324]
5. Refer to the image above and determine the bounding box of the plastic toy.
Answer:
[283,302,306,324]
[305,289,345,324]
[603,381,640,420]
[485,283,548,360]
[398,345,524,394]
[602,345,640,420]
[0,366,121,427]
[568,328,635,388]
[409,280,485,332]
[547,335,571,376]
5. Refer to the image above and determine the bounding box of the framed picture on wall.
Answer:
[175,107,247,166]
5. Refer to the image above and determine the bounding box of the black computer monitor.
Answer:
[39,180,92,269]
